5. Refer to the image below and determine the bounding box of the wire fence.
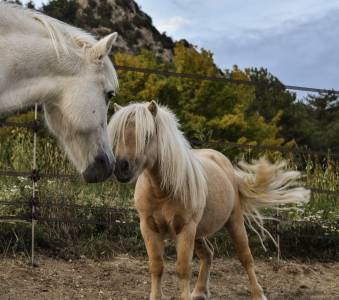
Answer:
[1,116,338,262]
[0,65,338,264]
[114,64,339,95]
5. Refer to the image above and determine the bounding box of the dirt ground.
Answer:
[0,255,338,300]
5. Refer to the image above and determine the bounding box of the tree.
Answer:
[26,0,35,9]
[113,45,285,146]
[304,92,339,152]
[42,0,79,25]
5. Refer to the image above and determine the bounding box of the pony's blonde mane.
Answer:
[110,103,208,213]
[0,3,118,90]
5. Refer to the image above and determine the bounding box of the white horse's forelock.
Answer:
[0,3,119,91]
[110,103,208,212]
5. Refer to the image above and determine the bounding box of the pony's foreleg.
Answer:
[226,209,267,300]
[140,220,165,300]
[192,238,214,300]
[175,221,197,300]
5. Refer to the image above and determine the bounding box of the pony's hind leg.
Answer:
[140,219,165,300]
[192,238,214,300]
[226,209,267,300]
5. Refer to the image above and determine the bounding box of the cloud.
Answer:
[156,16,190,34]
[199,9,339,90]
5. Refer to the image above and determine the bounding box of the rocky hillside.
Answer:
[41,0,175,61]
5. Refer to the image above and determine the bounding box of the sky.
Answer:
[29,0,339,93]
[136,0,339,94]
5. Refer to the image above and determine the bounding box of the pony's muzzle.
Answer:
[114,159,133,183]
[82,152,114,183]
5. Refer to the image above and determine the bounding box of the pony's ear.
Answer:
[88,32,118,63]
[113,103,122,113]
[148,100,158,116]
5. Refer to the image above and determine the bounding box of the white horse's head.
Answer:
[0,4,122,182]
[43,33,119,182]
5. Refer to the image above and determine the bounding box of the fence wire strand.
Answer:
[114,64,339,95]
[1,119,338,158]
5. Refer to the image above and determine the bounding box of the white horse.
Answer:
[0,3,119,182]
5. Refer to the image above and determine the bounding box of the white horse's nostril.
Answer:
[82,152,114,183]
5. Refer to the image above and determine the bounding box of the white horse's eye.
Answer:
[105,91,116,105]
[106,91,116,99]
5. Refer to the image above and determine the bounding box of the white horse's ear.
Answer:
[148,100,158,116]
[113,103,122,113]
[89,32,118,63]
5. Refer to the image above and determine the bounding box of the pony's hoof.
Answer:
[150,293,163,300]
[192,296,208,300]
[192,291,209,300]
[179,296,192,300]
[252,295,267,300]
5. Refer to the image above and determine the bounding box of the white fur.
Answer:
[109,103,208,213]
[0,3,119,174]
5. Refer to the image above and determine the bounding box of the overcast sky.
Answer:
[136,0,339,93]
[29,0,339,93]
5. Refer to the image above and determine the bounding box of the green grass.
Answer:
[0,120,338,260]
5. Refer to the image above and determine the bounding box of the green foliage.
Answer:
[246,67,296,122]
[303,93,339,152]
[25,0,35,9]
[42,0,116,34]
[244,68,339,153]
[114,45,286,146]
[42,0,79,25]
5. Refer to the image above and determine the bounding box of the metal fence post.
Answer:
[31,103,38,267]
[276,208,281,265]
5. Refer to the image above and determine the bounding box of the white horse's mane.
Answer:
[0,2,118,89]
[110,103,208,212]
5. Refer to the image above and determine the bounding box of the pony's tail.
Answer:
[235,158,310,251]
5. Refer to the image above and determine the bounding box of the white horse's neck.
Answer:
[0,34,81,114]
[0,36,80,115]
[0,3,89,115]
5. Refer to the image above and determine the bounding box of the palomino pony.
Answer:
[109,101,310,300]
[0,3,119,182]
